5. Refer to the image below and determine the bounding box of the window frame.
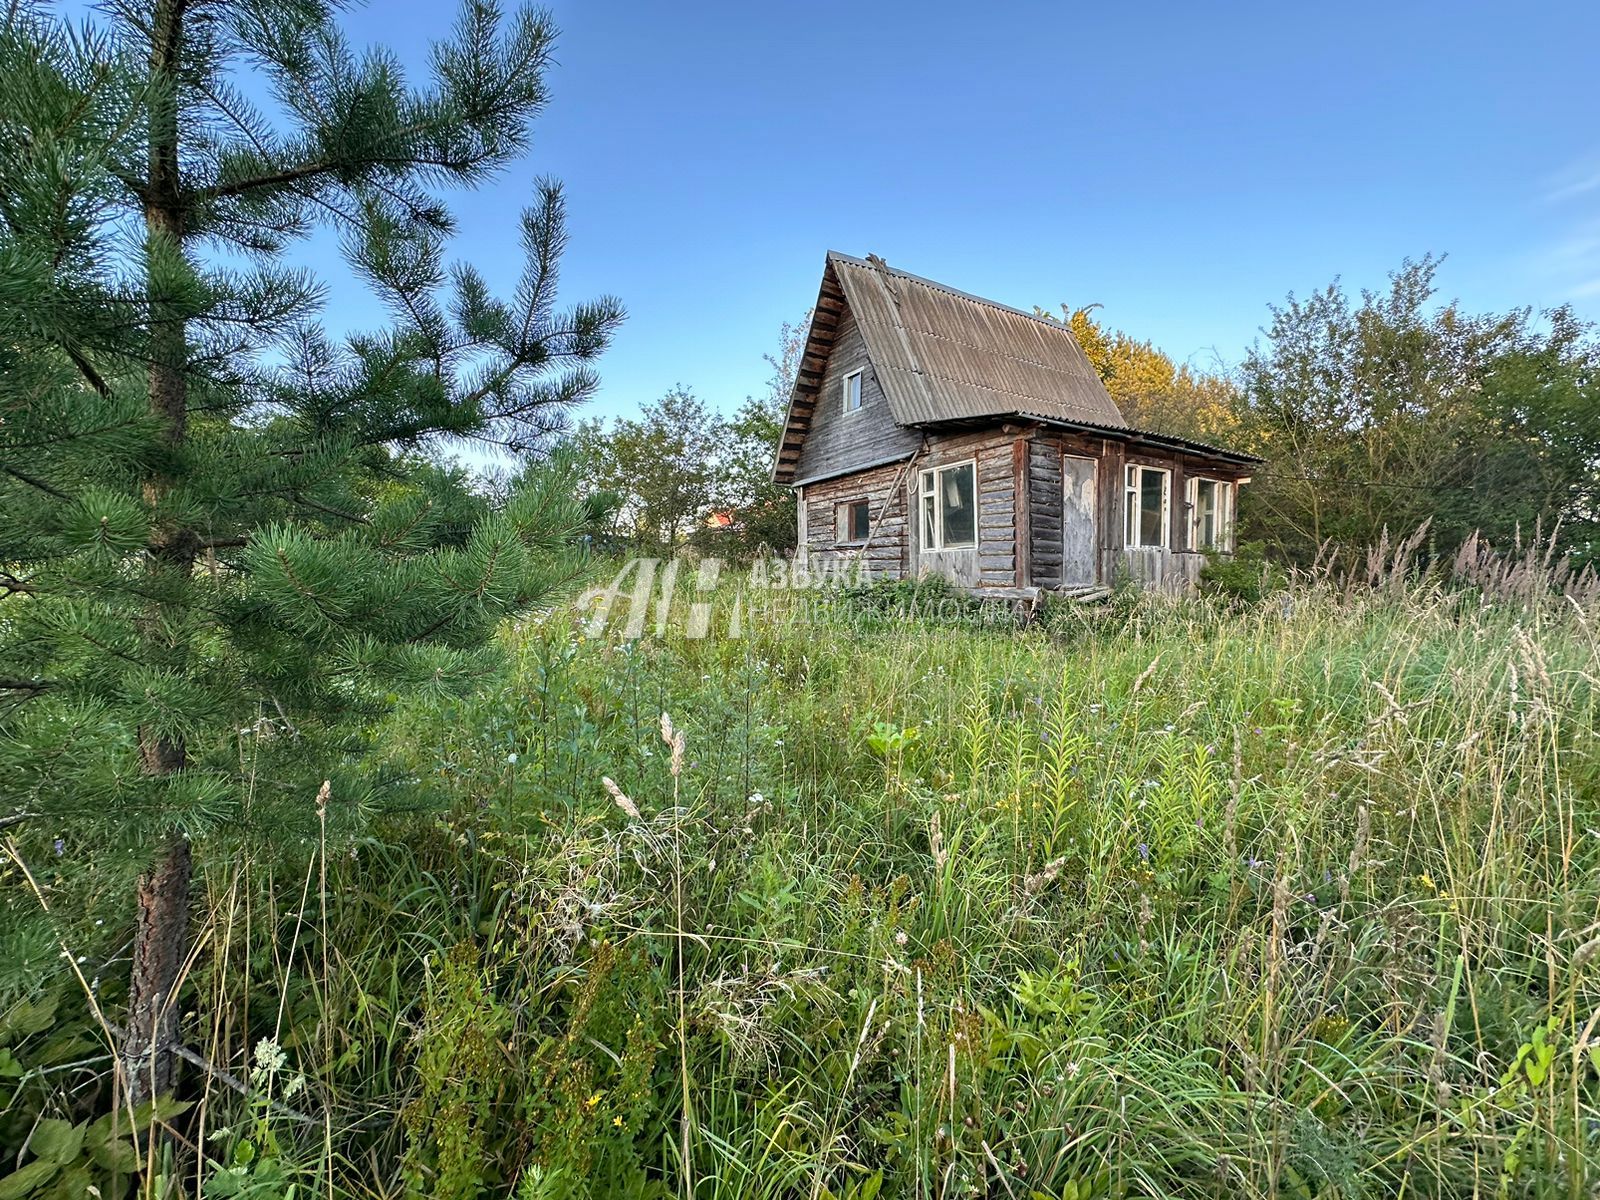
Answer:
[835,497,872,545]
[1123,463,1171,550]
[918,458,979,552]
[1186,476,1232,552]
[842,369,864,414]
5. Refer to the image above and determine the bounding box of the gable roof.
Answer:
[774,251,1128,483]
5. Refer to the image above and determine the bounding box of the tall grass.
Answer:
[5,561,1600,1198]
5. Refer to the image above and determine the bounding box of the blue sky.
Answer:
[153,1,1600,423]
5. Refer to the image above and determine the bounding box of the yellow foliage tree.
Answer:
[1040,304,1240,444]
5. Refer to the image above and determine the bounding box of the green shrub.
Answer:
[1198,539,1287,601]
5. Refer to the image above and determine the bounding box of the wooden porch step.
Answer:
[964,584,1113,605]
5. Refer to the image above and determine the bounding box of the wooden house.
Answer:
[773,252,1261,594]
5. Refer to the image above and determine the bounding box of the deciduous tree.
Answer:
[1039,304,1239,443]
[1233,256,1595,563]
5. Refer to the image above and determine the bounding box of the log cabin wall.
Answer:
[797,424,1251,594]
[1024,431,1253,593]
[909,428,1021,589]
[797,457,912,579]
[1027,429,1114,588]
[1116,447,1252,593]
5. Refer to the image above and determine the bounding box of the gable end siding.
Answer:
[791,305,920,484]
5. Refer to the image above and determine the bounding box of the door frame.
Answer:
[1061,453,1100,586]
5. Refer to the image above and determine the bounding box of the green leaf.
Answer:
[0,1159,60,1200]
[0,996,59,1044]
[40,1164,92,1200]
[87,1135,137,1174]
[28,1121,84,1166]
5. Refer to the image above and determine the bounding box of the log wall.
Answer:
[797,457,912,579]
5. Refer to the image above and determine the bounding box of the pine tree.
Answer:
[0,0,622,1102]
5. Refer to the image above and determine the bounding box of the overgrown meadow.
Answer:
[6,559,1600,1199]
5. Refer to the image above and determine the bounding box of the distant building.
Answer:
[773,253,1260,593]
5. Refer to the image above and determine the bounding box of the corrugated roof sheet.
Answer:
[829,252,1128,430]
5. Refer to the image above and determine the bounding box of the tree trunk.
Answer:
[122,834,192,1103]
[125,0,195,1106]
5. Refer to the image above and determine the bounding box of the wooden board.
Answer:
[1062,454,1098,587]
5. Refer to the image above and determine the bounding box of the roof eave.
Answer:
[907,412,1263,466]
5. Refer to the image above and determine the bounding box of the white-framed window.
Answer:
[1124,464,1170,549]
[836,498,871,544]
[1187,477,1233,551]
[842,369,863,413]
[918,460,977,551]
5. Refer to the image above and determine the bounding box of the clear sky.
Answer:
[144,1,1600,423]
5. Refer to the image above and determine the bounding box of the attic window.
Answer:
[842,370,863,413]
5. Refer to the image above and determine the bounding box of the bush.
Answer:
[1199,539,1287,602]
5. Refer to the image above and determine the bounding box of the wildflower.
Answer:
[53,838,64,856]
[584,1090,603,1109]
[507,752,518,764]
[612,1115,624,1128]
[252,1038,287,1077]
[1138,842,1150,862]
[895,930,908,946]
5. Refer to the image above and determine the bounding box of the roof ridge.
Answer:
[826,250,1074,335]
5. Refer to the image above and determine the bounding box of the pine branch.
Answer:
[2,465,71,500]
[61,344,112,398]
[0,572,39,596]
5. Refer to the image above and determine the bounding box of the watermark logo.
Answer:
[577,554,867,640]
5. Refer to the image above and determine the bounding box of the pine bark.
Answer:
[124,0,195,1107]
[122,835,192,1101]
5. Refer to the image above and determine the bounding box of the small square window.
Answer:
[842,370,863,413]
[837,499,871,543]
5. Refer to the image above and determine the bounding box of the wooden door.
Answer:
[1062,455,1098,586]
